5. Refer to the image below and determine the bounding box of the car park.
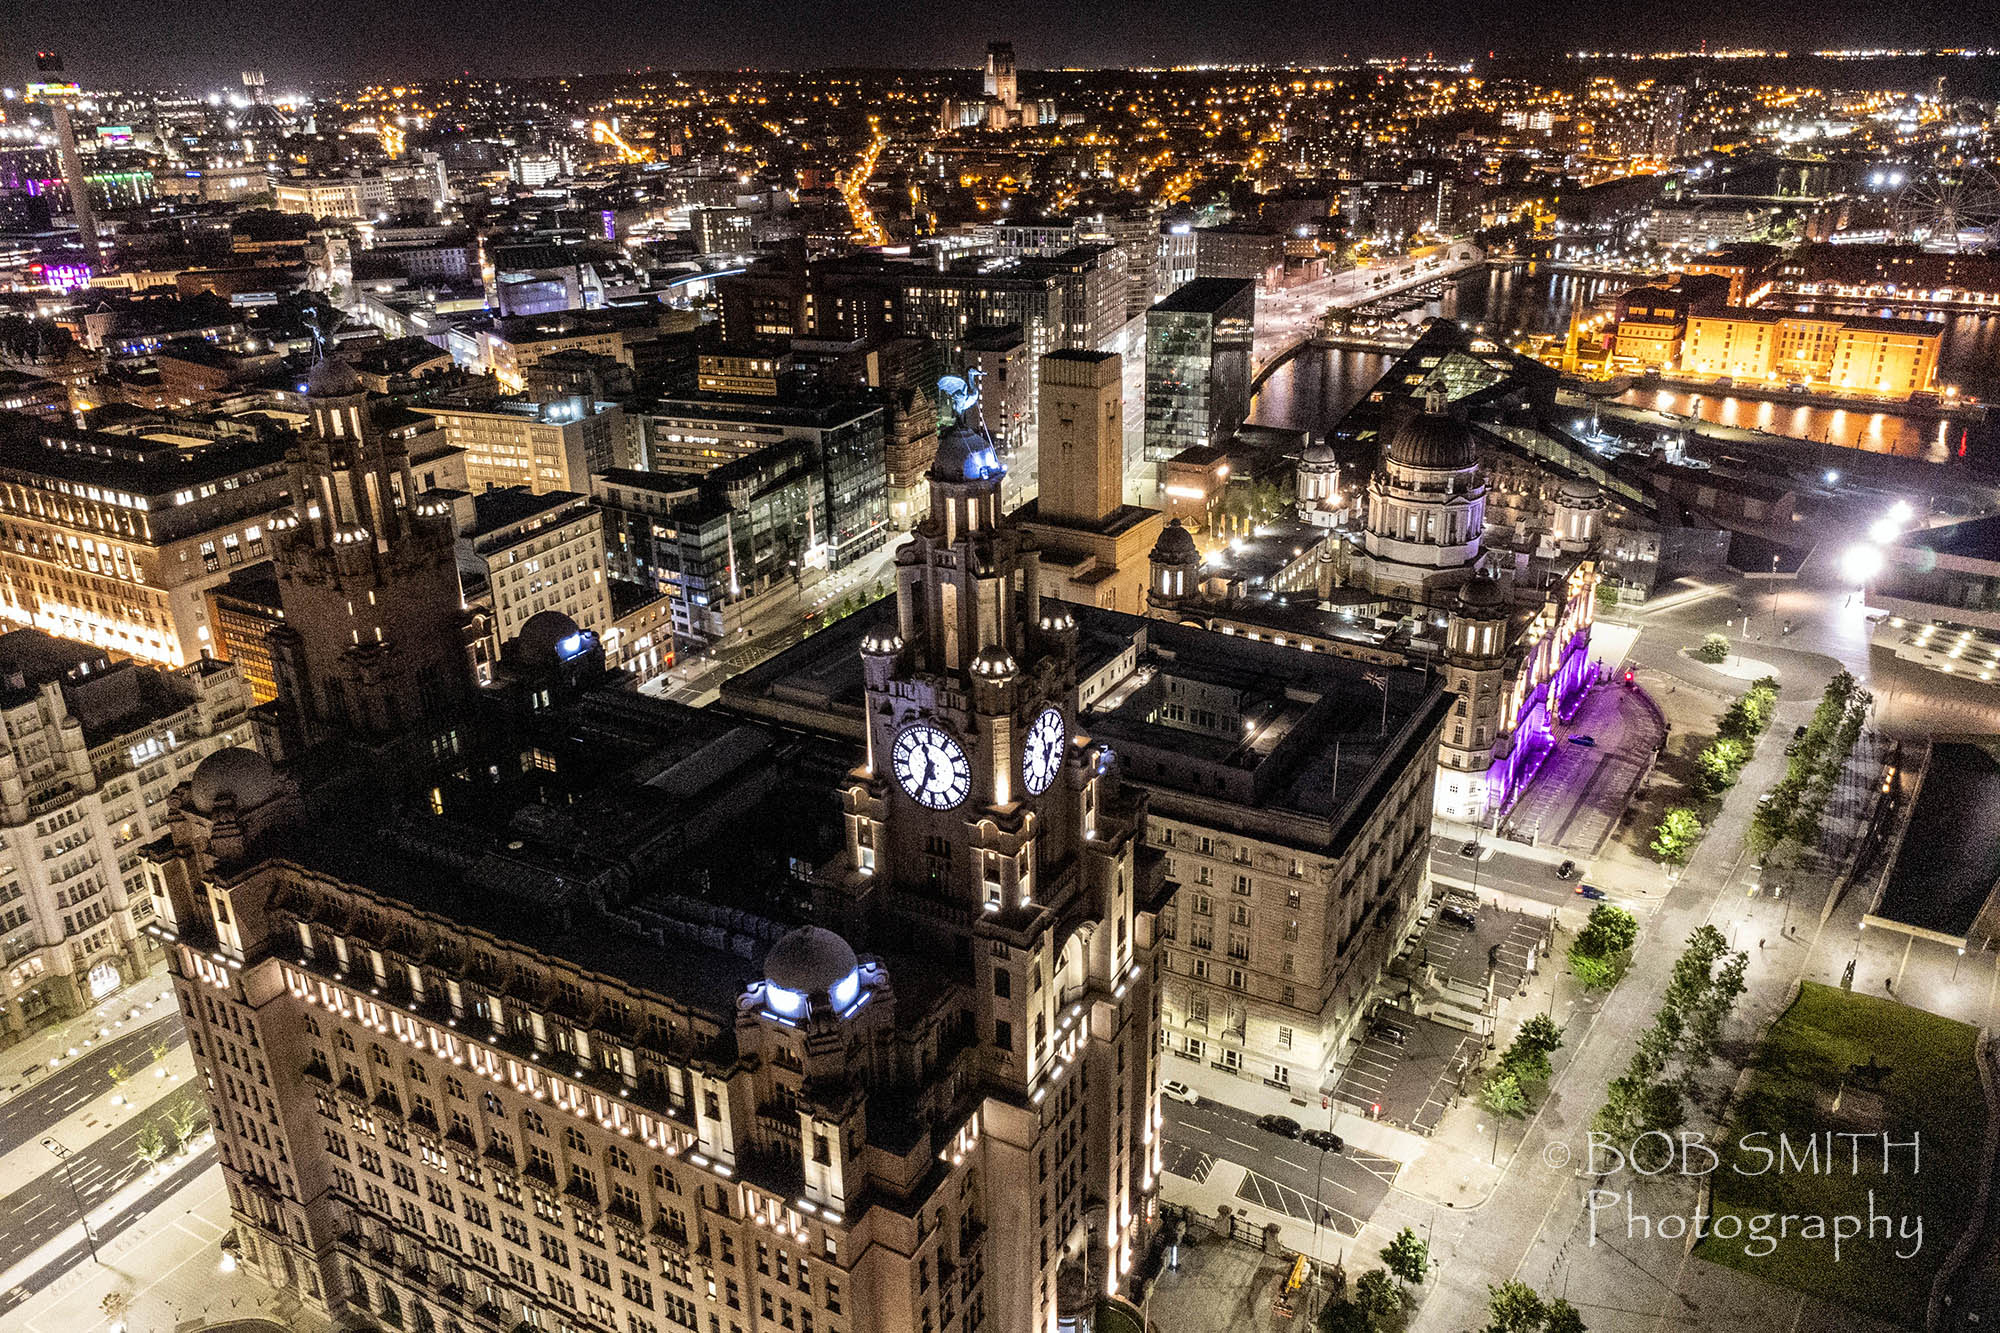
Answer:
[1162,1080,1197,1105]
[1257,1114,1302,1139]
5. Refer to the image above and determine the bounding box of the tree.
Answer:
[1379,1227,1430,1291]
[1684,948,1749,1059]
[1568,950,1621,991]
[1515,1014,1566,1056]
[1501,1043,1553,1090]
[1595,581,1623,614]
[1481,1070,1528,1119]
[1317,1301,1373,1333]
[1569,904,1638,988]
[1649,808,1704,865]
[1594,1071,1648,1139]
[1696,633,1731,664]
[134,1123,166,1167]
[1352,1269,1401,1327]
[165,1098,204,1149]
[1485,1280,1546,1333]
[1543,1297,1589,1333]
[107,1061,130,1087]
[1577,905,1639,958]
[1693,738,1748,796]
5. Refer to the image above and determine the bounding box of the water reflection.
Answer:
[1610,388,1960,463]
[1247,262,1998,468]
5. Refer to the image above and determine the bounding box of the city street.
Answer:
[0,1019,185,1156]
[0,1092,209,1278]
[0,1143,220,1321]
[1161,1095,1399,1240]
[654,538,901,705]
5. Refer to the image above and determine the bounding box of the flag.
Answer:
[1362,670,1387,689]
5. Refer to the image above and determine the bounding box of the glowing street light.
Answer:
[1841,543,1885,585]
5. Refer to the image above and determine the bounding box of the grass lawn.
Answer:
[1696,982,1988,1326]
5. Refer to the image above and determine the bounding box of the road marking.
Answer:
[1274,1156,1306,1172]
[1225,1136,1258,1152]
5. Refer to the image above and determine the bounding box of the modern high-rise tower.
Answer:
[31,52,99,270]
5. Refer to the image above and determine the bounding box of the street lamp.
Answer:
[40,1135,99,1263]
[1300,1113,1348,1319]
[1769,554,1781,634]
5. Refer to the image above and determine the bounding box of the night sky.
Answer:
[6,0,1996,88]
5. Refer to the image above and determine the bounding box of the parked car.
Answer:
[1575,885,1608,901]
[1257,1114,1303,1140]
[1162,1080,1198,1105]
[1459,840,1479,857]
[1556,859,1578,881]
[1567,735,1597,748]
[1301,1129,1345,1154]
[1440,905,1478,931]
[1371,1021,1410,1046]
[1787,382,1810,395]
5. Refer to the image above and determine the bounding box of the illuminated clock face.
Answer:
[1022,706,1066,797]
[892,723,972,811]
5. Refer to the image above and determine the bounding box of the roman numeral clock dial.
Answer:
[1022,705,1065,796]
[892,723,972,811]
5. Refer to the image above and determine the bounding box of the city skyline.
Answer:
[8,0,2000,86]
[3,18,2000,1333]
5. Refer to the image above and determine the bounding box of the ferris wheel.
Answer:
[1894,169,2000,252]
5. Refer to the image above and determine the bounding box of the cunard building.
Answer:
[146,390,1167,1333]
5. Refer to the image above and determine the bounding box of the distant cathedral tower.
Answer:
[268,357,470,750]
[984,41,1019,113]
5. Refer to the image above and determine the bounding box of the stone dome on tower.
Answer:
[763,926,860,998]
[1301,437,1338,466]
[1456,570,1508,615]
[306,356,364,399]
[1386,403,1478,472]
[1150,519,1198,566]
[930,425,1002,484]
[513,611,588,669]
[188,747,285,816]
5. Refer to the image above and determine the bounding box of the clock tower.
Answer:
[842,388,1111,937]
[833,382,1158,1322]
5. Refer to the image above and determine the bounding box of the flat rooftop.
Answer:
[1874,742,2000,940]
[1150,277,1255,315]
[1082,613,1442,836]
